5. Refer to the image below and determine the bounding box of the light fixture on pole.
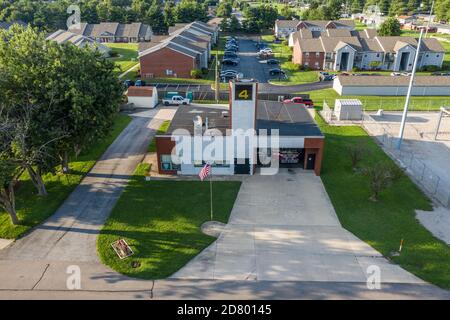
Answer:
[397,28,424,149]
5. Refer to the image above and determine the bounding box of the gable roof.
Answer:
[276,19,300,29]
[69,22,151,38]
[298,38,324,52]
[127,86,154,97]
[320,36,363,52]
[299,20,355,29]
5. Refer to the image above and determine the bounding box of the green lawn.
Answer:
[97,163,241,279]
[301,88,450,111]
[316,114,450,289]
[0,115,132,239]
[106,43,139,75]
[148,120,171,152]
[261,35,320,85]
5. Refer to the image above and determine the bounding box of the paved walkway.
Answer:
[0,108,174,263]
[0,111,448,299]
[172,169,424,283]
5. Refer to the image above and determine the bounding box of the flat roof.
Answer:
[164,105,231,136]
[162,101,323,137]
[257,101,323,137]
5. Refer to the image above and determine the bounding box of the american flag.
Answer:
[199,163,211,181]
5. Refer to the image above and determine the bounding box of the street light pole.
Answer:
[215,50,219,103]
[397,28,424,149]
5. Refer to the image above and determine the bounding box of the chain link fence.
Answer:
[362,114,450,209]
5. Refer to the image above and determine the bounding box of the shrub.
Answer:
[109,50,119,58]
[421,65,440,72]
[283,61,300,71]
[190,69,203,79]
[201,67,209,75]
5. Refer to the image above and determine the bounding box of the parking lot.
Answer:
[221,38,286,83]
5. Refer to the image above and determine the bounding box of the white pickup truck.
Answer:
[162,95,190,106]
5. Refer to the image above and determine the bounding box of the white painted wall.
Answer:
[334,45,356,71]
[338,85,450,96]
[127,90,158,108]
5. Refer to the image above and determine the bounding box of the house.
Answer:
[292,34,445,71]
[397,15,415,25]
[297,20,355,31]
[168,21,218,44]
[126,86,158,109]
[277,19,355,39]
[69,22,152,43]
[46,30,111,57]
[333,75,450,96]
[275,19,300,38]
[155,81,325,176]
[288,28,377,47]
[139,21,213,79]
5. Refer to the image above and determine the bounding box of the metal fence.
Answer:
[156,88,308,103]
[361,114,450,208]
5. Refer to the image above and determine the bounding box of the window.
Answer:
[160,155,180,171]
[314,62,319,67]
[376,53,380,58]
[316,52,320,57]
[166,69,173,76]
[305,52,310,57]
[426,54,429,57]
[437,54,440,57]
[304,62,309,66]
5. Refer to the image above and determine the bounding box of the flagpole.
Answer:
[209,168,213,221]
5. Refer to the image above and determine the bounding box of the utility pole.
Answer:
[397,28,424,149]
[215,50,219,103]
[425,0,435,38]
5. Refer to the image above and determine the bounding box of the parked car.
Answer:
[259,48,272,54]
[135,79,146,86]
[226,45,239,51]
[283,97,314,107]
[269,68,286,77]
[162,95,190,106]
[123,79,134,88]
[221,69,238,76]
[318,72,336,81]
[222,59,239,66]
[224,52,239,59]
[266,59,279,65]
[221,73,237,82]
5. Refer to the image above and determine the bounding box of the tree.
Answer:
[145,1,168,34]
[435,0,450,22]
[132,0,152,20]
[378,17,401,36]
[175,0,208,23]
[388,0,408,16]
[363,163,402,201]
[228,14,241,32]
[0,25,122,186]
[347,142,367,170]
[217,0,233,18]
[163,0,175,26]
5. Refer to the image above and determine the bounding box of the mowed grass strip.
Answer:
[106,43,139,74]
[148,120,171,152]
[0,114,132,239]
[316,114,450,289]
[97,164,241,279]
[302,88,450,111]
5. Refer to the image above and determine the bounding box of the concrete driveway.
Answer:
[172,169,424,284]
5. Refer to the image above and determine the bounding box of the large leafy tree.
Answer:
[175,0,208,23]
[0,25,122,197]
[378,16,402,35]
[145,0,168,34]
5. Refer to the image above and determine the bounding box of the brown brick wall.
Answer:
[293,49,325,69]
[304,137,325,176]
[156,136,177,174]
[140,47,196,79]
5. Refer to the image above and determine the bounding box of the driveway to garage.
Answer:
[172,169,424,283]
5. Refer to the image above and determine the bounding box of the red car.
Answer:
[283,97,314,107]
